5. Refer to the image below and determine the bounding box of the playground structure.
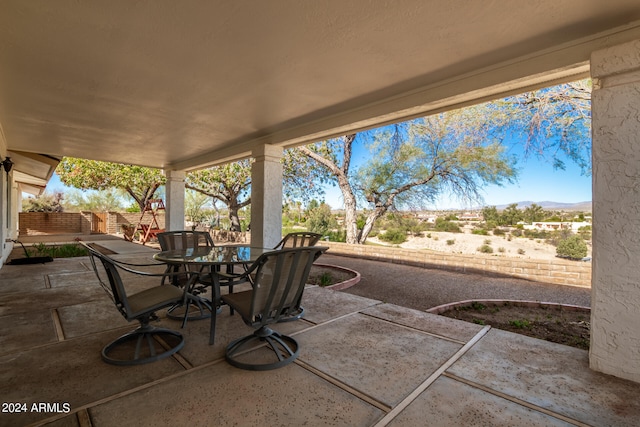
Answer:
[124,199,165,245]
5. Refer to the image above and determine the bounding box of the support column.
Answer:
[251,145,283,248]
[165,170,185,231]
[590,39,640,383]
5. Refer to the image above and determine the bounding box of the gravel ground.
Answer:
[321,254,591,311]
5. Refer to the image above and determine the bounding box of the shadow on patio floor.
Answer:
[1,238,638,426]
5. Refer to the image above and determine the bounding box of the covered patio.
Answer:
[1,238,639,426]
[2,0,640,396]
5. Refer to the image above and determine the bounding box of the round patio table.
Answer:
[154,245,273,344]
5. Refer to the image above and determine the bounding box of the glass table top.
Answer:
[154,245,273,265]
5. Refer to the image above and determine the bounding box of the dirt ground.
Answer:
[438,302,591,350]
[368,226,592,261]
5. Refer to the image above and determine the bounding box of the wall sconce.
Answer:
[1,157,13,173]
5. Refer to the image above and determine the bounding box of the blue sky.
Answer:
[46,148,591,210]
[46,129,592,210]
[318,132,592,210]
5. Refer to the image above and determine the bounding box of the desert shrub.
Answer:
[498,247,506,253]
[556,235,588,260]
[517,248,526,255]
[325,230,346,242]
[578,225,592,240]
[446,239,455,245]
[472,228,489,235]
[434,219,461,233]
[493,227,506,236]
[379,228,407,244]
[477,244,493,254]
[511,229,522,237]
[524,229,550,239]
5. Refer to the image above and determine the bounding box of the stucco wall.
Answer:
[323,242,591,287]
[590,39,640,383]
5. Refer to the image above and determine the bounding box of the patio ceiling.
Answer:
[2,1,640,178]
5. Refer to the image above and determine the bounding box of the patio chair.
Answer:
[273,232,323,250]
[81,242,192,366]
[272,232,323,322]
[221,246,328,370]
[157,230,245,321]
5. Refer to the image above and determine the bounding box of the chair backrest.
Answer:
[82,243,136,320]
[247,246,327,326]
[274,232,323,250]
[157,230,214,251]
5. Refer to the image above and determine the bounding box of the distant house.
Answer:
[459,212,483,221]
[523,221,591,232]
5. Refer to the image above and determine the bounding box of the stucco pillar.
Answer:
[165,170,185,231]
[251,145,283,248]
[590,39,640,383]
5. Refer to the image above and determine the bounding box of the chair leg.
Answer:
[224,326,299,371]
[101,321,185,366]
[277,306,305,323]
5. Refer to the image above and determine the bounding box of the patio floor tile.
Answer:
[296,313,463,408]
[447,328,640,427]
[0,329,185,426]
[88,360,384,426]
[361,303,483,343]
[387,375,575,426]
[0,310,58,355]
[300,286,381,324]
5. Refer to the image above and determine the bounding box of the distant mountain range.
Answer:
[493,201,592,211]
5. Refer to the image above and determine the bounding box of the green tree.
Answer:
[62,189,124,212]
[185,189,210,225]
[501,203,523,226]
[299,106,516,244]
[186,160,251,231]
[503,79,592,173]
[187,151,329,231]
[482,206,500,226]
[556,235,588,260]
[22,192,64,212]
[306,202,337,236]
[523,203,546,223]
[56,158,165,211]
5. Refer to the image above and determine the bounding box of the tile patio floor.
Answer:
[1,238,639,426]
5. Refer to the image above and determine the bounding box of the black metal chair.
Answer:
[157,230,216,324]
[221,246,328,370]
[272,232,322,321]
[273,232,323,250]
[81,242,192,366]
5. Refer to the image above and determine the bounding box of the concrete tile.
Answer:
[448,328,640,427]
[300,286,381,324]
[297,313,462,408]
[88,360,384,426]
[165,309,312,367]
[0,285,105,316]
[362,303,484,342]
[48,271,99,288]
[0,310,58,355]
[57,300,129,339]
[40,413,81,426]
[0,273,48,293]
[389,375,574,426]
[0,329,185,426]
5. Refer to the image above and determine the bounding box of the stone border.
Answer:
[426,299,591,315]
[323,241,592,288]
[313,263,361,291]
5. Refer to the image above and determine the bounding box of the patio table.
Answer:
[154,245,273,344]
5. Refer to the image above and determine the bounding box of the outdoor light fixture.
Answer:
[1,157,13,173]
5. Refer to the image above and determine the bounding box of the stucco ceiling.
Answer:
[2,1,640,177]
